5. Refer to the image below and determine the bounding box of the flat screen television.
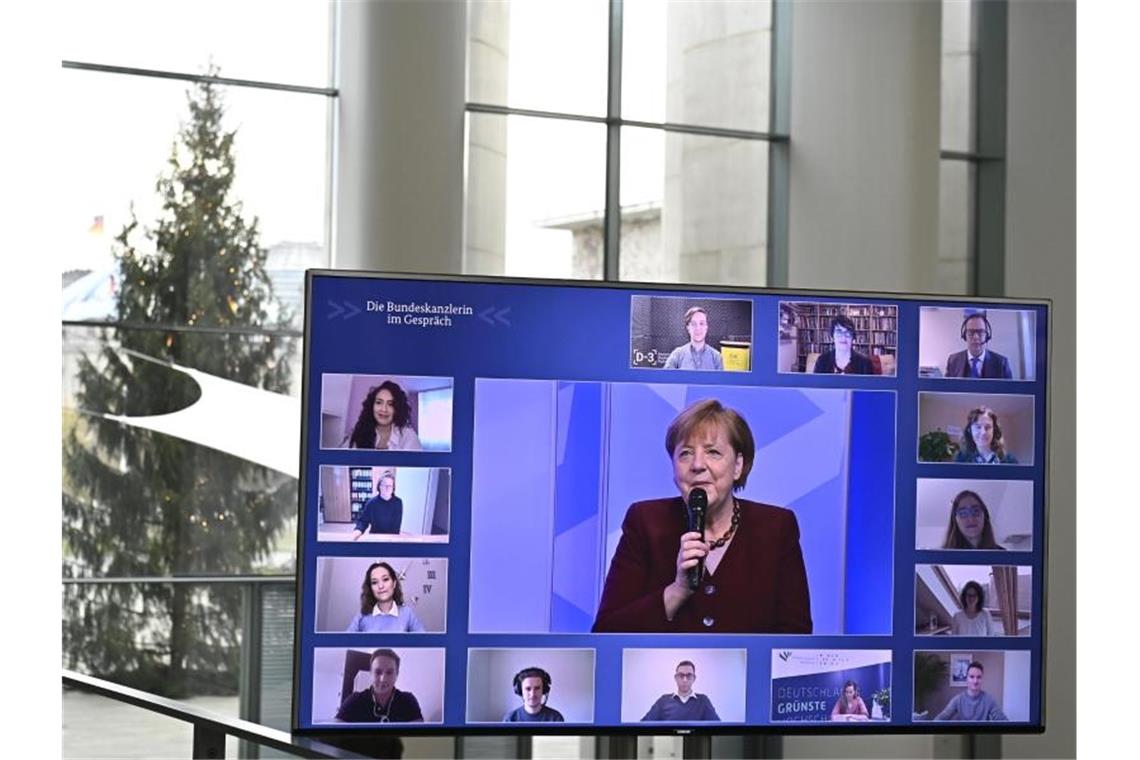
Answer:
[293,270,1050,735]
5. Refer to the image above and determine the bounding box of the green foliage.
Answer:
[913,653,949,713]
[918,428,958,462]
[62,70,296,698]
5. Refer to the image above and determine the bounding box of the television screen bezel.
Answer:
[292,268,1052,737]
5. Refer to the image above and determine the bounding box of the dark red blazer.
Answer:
[592,497,812,633]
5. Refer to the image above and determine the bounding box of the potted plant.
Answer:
[871,687,890,720]
[918,429,958,462]
[913,652,950,718]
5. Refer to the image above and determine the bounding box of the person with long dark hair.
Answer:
[950,580,998,636]
[345,381,422,450]
[346,561,425,633]
[942,490,1005,550]
[830,680,869,720]
[954,406,1017,464]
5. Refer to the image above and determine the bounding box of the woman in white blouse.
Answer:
[951,580,998,636]
[345,381,423,450]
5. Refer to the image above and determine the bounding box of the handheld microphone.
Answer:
[686,488,708,590]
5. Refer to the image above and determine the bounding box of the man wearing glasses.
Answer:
[813,315,875,374]
[641,660,721,722]
[945,312,1014,379]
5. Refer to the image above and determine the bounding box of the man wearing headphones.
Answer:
[503,667,565,722]
[945,312,1013,379]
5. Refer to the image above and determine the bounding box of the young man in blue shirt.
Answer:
[503,667,564,722]
[641,660,720,722]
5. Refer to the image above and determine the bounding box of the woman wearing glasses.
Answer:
[813,315,875,374]
[942,490,1005,550]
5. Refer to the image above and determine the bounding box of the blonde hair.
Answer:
[664,399,755,490]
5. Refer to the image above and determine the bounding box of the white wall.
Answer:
[1002,650,1032,723]
[388,466,432,534]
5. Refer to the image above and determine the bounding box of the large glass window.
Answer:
[467,0,609,116]
[60,4,332,749]
[59,0,331,89]
[620,127,769,284]
[467,112,608,280]
[623,0,772,132]
[938,0,983,295]
[465,0,777,286]
[59,72,328,323]
[940,0,976,154]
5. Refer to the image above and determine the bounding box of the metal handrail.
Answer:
[63,670,365,759]
[62,575,295,585]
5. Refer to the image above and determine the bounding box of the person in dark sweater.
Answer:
[813,314,875,374]
[502,667,565,722]
[641,660,720,722]
[335,648,424,723]
[934,661,1008,721]
[353,473,403,539]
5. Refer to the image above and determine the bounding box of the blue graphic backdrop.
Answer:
[771,661,892,722]
[467,380,895,635]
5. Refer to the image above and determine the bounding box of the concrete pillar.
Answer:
[332,0,466,274]
[1001,1,1076,755]
[786,0,941,293]
[464,1,510,275]
[664,1,772,288]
